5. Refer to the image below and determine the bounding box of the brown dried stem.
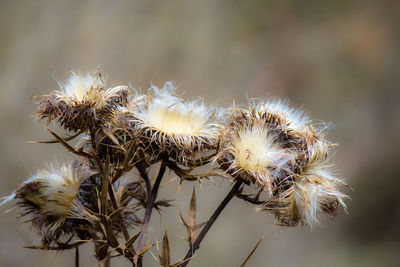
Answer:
[75,246,80,267]
[180,180,243,267]
[136,161,167,253]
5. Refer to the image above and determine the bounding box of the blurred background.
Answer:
[0,0,399,266]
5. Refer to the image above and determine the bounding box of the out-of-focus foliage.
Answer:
[0,0,399,266]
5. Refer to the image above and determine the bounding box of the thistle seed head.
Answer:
[35,70,129,132]
[128,82,221,163]
[249,99,310,133]
[261,126,348,226]
[217,113,295,191]
[1,161,97,244]
[217,100,347,226]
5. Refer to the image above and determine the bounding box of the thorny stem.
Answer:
[137,162,167,252]
[180,181,243,267]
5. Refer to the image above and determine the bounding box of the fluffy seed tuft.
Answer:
[128,82,221,163]
[35,70,129,131]
[1,162,97,244]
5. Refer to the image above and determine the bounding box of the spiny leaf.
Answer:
[188,187,196,231]
[160,228,170,267]
[108,207,124,220]
[154,199,174,210]
[28,130,83,144]
[179,187,206,246]
[126,232,140,248]
[188,187,197,245]
[138,243,153,255]
[192,222,206,232]
[23,241,86,251]
[47,129,92,158]
[240,235,265,267]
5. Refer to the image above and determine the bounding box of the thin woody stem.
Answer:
[137,162,167,251]
[136,164,151,198]
[75,247,79,267]
[180,181,243,267]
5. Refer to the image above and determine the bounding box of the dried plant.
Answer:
[1,70,348,266]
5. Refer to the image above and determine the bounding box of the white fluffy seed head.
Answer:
[53,71,127,110]
[60,72,104,101]
[131,82,221,157]
[230,124,291,173]
[293,170,348,226]
[217,112,296,191]
[15,164,87,217]
[252,99,310,132]
[39,165,83,215]
[141,82,216,135]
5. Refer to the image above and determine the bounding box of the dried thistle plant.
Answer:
[1,70,348,267]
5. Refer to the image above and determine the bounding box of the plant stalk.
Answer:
[180,181,242,267]
[137,162,167,251]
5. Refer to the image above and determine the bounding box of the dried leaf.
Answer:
[138,243,153,256]
[179,187,206,246]
[188,187,196,230]
[188,187,196,245]
[28,130,83,144]
[160,229,170,267]
[154,199,174,211]
[240,235,265,267]
[125,232,140,248]
[192,222,206,232]
[47,129,92,158]
[23,241,86,251]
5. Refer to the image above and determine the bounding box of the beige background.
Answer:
[0,1,399,266]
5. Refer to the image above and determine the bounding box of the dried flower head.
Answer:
[128,82,221,162]
[217,100,347,226]
[35,71,129,132]
[1,162,96,244]
[250,99,310,133]
[262,127,348,226]
[217,115,295,191]
[216,100,310,191]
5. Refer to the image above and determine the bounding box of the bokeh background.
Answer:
[0,1,399,266]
